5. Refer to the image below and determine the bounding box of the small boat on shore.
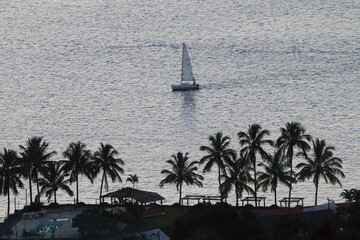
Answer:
[171,43,200,91]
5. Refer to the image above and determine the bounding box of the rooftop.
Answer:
[101,187,165,204]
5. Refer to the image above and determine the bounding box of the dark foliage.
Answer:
[72,211,120,239]
[75,201,86,206]
[172,204,265,240]
[272,215,310,240]
[72,208,139,239]
[24,202,43,212]
[336,203,360,240]
[0,223,13,237]
[21,229,37,237]
[48,202,60,208]
[313,220,335,240]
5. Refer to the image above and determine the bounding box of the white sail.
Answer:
[181,43,195,82]
[171,43,199,91]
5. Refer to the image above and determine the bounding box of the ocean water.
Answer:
[0,0,359,220]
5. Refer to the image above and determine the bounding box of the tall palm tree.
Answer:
[19,137,57,204]
[126,174,139,188]
[296,139,345,206]
[0,148,24,217]
[62,141,93,204]
[93,143,125,201]
[238,124,273,207]
[38,161,74,204]
[199,132,236,201]
[220,153,254,207]
[257,149,293,205]
[160,152,203,205]
[276,122,311,207]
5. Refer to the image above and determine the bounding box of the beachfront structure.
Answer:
[279,197,304,208]
[241,197,266,207]
[101,187,165,216]
[181,195,225,206]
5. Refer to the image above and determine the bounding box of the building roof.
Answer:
[242,197,266,201]
[137,228,170,240]
[101,187,165,204]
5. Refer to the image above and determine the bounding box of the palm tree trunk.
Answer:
[288,149,293,208]
[315,179,319,206]
[288,176,292,208]
[253,160,257,208]
[235,184,239,207]
[179,182,182,205]
[274,187,277,206]
[36,175,40,202]
[100,172,105,202]
[54,190,57,204]
[218,165,223,202]
[76,175,79,204]
[28,171,33,204]
[7,187,10,218]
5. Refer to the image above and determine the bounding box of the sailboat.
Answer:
[171,43,200,91]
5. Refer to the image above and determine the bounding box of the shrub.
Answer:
[72,211,121,239]
[272,215,310,240]
[172,204,265,240]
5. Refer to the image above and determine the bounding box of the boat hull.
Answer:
[171,83,200,91]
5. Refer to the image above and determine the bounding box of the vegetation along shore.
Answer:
[1,122,359,239]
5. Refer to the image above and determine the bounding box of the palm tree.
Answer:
[276,122,311,207]
[352,189,360,202]
[126,174,139,188]
[340,189,355,202]
[0,148,24,217]
[19,137,57,204]
[238,124,273,207]
[257,149,293,206]
[160,152,203,204]
[93,143,125,201]
[220,153,254,207]
[296,139,345,206]
[199,132,236,201]
[62,141,93,204]
[38,161,74,204]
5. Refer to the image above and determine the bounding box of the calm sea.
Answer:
[0,0,359,220]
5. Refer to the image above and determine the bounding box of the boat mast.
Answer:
[181,43,185,83]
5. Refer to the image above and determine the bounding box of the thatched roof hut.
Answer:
[101,187,165,204]
[101,187,165,216]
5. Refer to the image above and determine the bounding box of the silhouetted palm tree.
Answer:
[126,174,139,188]
[258,149,293,205]
[38,161,73,203]
[200,132,236,201]
[19,137,57,204]
[220,153,254,207]
[276,122,311,206]
[62,141,93,204]
[296,139,345,206]
[340,189,358,202]
[0,148,24,217]
[351,189,360,202]
[238,124,273,207]
[93,143,125,201]
[160,152,203,204]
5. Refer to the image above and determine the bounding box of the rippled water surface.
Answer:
[0,0,359,220]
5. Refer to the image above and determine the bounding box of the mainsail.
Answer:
[181,43,195,82]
